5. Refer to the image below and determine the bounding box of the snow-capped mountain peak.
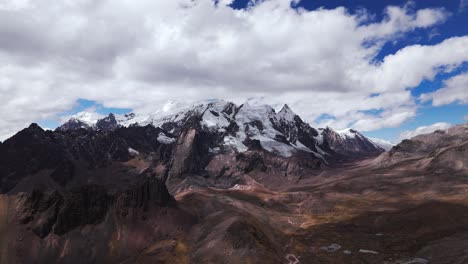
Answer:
[57,111,104,131]
[57,100,385,161]
[336,128,358,139]
[139,101,199,127]
[200,101,236,131]
[277,104,297,122]
[115,113,137,127]
[233,103,296,156]
[69,111,104,126]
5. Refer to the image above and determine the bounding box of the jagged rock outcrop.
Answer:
[116,178,175,215]
[18,178,175,239]
[274,104,320,151]
[96,113,119,131]
[168,128,201,179]
[0,124,70,193]
[53,184,112,235]
[18,185,111,237]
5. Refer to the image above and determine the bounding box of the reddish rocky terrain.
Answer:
[0,102,466,264]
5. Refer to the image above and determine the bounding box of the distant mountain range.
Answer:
[58,100,387,161]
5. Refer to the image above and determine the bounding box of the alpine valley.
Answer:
[0,100,467,264]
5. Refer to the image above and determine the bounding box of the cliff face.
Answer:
[0,177,187,264]
[19,185,112,238]
[18,178,175,239]
[168,128,200,179]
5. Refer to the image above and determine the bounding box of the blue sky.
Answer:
[2,0,467,142]
[39,99,132,130]
[344,0,468,142]
[297,0,467,142]
[365,60,468,141]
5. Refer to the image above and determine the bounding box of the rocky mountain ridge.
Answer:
[372,124,468,175]
[57,101,385,162]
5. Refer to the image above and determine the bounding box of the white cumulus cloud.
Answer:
[420,72,468,106]
[399,122,452,140]
[0,0,466,140]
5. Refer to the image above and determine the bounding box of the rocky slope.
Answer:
[371,124,468,175]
